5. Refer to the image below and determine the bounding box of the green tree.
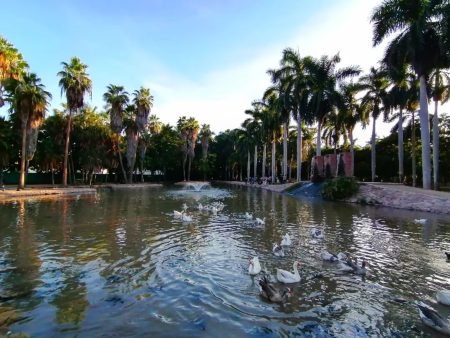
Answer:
[103,84,129,182]
[7,73,51,189]
[371,0,448,189]
[359,67,390,182]
[57,57,92,186]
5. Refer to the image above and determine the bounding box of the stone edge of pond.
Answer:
[216,180,450,215]
[344,183,450,215]
[0,187,96,202]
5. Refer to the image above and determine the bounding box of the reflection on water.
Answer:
[1,186,450,337]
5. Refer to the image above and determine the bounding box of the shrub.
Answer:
[321,176,359,200]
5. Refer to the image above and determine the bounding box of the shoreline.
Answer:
[217,180,450,215]
[0,183,163,202]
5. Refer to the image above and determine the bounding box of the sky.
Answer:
[1,0,448,145]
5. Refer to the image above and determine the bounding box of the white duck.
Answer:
[182,203,188,211]
[281,233,292,246]
[255,217,265,225]
[197,203,204,211]
[276,261,301,283]
[248,257,261,275]
[173,210,183,218]
[310,228,324,239]
[414,218,427,224]
[436,290,450,306]
[273,243,285,257]
[244,212,253,220]
[417,302,450,335]
[321,251,338,262]
[181,213,193,222]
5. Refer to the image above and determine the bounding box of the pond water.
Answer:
[1,185,450,337]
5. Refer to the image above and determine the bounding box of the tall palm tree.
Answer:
[199,124,212,180]
[103,84,129,182]
[360,67,389,182]
[133,86,153,132]
[385,64,418,183]
[177,116,199,181]
[306,54,360,157]
[339,82,368,176]
[263,82,290,181]
[276,49,312,181]
[8,73,51,189]
[430,68,450,189]
[124,104,138,183]
[58,57,92,186]
[371,0,448,189]
[0,36,28,107]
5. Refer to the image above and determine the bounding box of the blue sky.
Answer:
[1,0,425,145]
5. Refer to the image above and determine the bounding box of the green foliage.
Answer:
[321,176,359,200]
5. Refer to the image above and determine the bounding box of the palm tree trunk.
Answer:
[62,109,73,187]
[117,139,127,183]
[296,111,302,182]
[398,109,404,183]
[247,150,251,181]
[271,132,276,183]
[18,125,27,190]
[187,156,192,181]
[418,75,432,189]
[349,128,354,177]
[262,143,267,178]
[253,145,258,178]
[182,153,187,181]
[283,122,288,180]
[371,115,377,182]
[412,110,417,187]
[51,163,55,186]
[140,156,144,183]
[433,99,439,190]
[316,120,322,156]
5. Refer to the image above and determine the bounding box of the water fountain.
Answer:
[184,181,210,192]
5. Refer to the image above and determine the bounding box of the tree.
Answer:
[103,84,129,182]
[429,68,450,189]
[371,0,448,189]
[339,82,368,176]
[0,36,28,108]
[359,67,389,182]
[306,54,360,156]
[0,117,13,185]
[199,124,212,180]
[57,57,92,186]
[123,104,139,183]
[385,64,419,183]
[7,73,51,189]
[177,116,199,181]
[276,49,312,182]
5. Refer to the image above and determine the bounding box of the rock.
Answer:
[0,306,21,327]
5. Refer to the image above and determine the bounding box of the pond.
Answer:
[1,184,450,337]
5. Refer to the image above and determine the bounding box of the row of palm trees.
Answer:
[234,0,450,190]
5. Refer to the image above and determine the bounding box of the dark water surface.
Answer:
[1,185,450,337]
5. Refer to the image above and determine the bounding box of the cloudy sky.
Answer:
[1,0,447,145]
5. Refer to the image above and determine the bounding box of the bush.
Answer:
[321,176,359,200]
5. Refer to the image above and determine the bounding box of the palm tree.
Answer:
[276,49,312,181]
[124,104,138,183]
[58,57,92,186]
[385,64,418,183]
[263,82,290,181]
[177,116,199,181]
[8,73,51,189]
[103,84,129,182]
[430,68,450,189]
[339,82,368,176]
[0,36,28,107]
[133,86,153,132]
[199,124,212,180]
[306,54,360,157]
[360,67,389,182]
[371,0,449,189]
